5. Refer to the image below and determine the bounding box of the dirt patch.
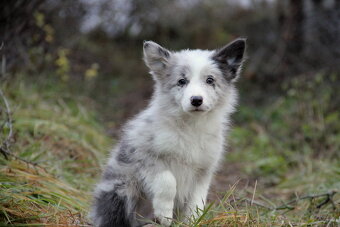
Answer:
[208,160,256,202]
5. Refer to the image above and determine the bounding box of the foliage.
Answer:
[0,76,111,225]
[231,73,339,181]
[1,1,339,225]
[0,71,339,226]
[55,48,71,81]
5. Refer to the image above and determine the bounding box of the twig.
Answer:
[274,203,294,210]
[0,41,5,78]
[275,191,337,210]
[0,42,41,168]
[0,86,42,168]
[0,87,13,159]
[316,191,337,209]
[0,147,41,167]
[235,198,273,210]
[316,195,331,209]
[235,191,337,211]
[251,180,257,206]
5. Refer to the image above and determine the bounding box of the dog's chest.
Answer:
[153,122,224,169]
[151,122,224,204]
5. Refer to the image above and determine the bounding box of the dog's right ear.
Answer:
[143,41,171,75]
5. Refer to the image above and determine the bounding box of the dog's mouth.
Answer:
[190,107,205,112]
[183,105,209,113]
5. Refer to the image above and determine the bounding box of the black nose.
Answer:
[191,96,203,107]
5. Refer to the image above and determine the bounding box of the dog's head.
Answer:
[143,39,246,114]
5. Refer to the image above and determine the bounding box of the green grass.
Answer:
[170,73,340,226]
[0,73,339,226]
[0,76,111,225]
[192,73,340,226]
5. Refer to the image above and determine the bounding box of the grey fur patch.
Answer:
[102,166,123,180]
[135,192,154,225]
[117,142,136,164]
[93,189,131,227]
[212,39,246,80]
[158,47,170,58]
[147,135,154,143]
[163,65,189,91]
[143,41,171,76]
[196,166,209,180]
[144,118,153,124]
[143,41,150,48]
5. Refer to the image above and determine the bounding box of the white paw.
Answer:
[158,216,172,226]
[154,209,173,226]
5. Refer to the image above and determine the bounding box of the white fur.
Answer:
[127,46,236,224]
[91,39,246,227]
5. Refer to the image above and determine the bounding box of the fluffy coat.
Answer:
[90,38,246,227]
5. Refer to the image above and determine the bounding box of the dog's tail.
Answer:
[90,181,136,227]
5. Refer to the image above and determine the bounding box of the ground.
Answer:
[0,74,339,226]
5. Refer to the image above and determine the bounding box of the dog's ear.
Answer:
[213,38,246,81]
[143,41,171,75]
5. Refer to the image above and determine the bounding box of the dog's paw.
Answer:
[157,216,172,227]
[154,210,173,226]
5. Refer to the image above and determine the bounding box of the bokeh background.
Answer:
[0,0,339,225]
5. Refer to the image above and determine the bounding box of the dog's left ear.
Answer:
[213,38,246,81]
[143,41,171,76]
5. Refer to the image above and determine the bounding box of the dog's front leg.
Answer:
[185,173,212,220]
[146,170,176,226]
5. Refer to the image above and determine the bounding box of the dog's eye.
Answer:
[206,77,215,85]
[177,79,187,86]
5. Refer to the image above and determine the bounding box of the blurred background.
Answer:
[0,0,339,225]
[2,0,339,126]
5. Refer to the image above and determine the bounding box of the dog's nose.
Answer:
[191,96,203,107]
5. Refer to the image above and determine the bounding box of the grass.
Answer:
[170,73,340,226]
[184,73,340,226]
[0,76,111,225]
[0,73,339,226]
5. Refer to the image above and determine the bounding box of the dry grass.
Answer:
[1,160,89,225]
[0,78,111,226]
[1,74,339,226]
